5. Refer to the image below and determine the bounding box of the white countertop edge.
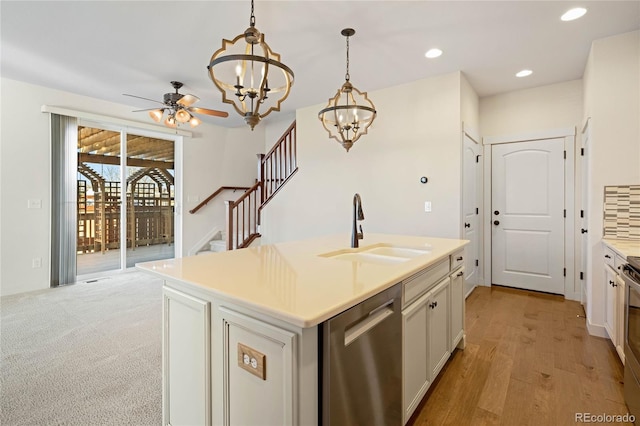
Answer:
[602,238,640,259]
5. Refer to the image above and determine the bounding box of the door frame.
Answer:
[482,128,578,300]
[461,123,484,295]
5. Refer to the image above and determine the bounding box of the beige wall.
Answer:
[260,72,466,245]
[0,78,262,296]
[583,30,640,330]
[480,79,583,137]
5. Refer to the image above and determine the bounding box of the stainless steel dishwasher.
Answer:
[322,283,402,426]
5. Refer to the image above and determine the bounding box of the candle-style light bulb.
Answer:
[235,63,242,87]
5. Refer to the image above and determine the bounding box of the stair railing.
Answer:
[257,121,297,216]
[189,186,250,214]
[225,181,262,250]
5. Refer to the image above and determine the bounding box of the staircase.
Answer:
[191,121,297,252]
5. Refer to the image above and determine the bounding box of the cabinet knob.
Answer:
[457,271,464,277]
[493,220,500,226]
[605,255,611,259]
[609,280,615,286]
[494,210,500,215]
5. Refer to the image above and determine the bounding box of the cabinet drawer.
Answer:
[614,254,625,275]
[403,258,449,307]
[604,246,616,269]
[450,250,464,271]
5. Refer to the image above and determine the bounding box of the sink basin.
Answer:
[330,252,411,264]
[319,243,431,265]
[365,246,429,258]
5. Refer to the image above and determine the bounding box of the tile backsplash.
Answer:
[604,185,640,239]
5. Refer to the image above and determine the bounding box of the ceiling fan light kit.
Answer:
[207,0,294,130]
[318,28,377,152]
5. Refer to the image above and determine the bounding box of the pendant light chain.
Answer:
[249,0,256,26]
[345,34,351,82]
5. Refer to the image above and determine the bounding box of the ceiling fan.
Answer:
[124,81,228,128]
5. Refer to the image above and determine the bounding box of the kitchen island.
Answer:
[137,233,468,425]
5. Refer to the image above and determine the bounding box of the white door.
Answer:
[491,138,565,294]
[580,122,590,306]
[462,135,481,295]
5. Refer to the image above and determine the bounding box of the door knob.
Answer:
[493,220,500,225]
[464,223,470,228]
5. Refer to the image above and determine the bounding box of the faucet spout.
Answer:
[351,193,365,248]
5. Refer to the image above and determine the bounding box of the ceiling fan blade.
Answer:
[189,107,229,118]
[177,94,199,107]
[123,93,165,105]
[132,107,166,112]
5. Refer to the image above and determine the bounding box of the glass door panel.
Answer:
[125,133,175,268]
[76,126,122,275]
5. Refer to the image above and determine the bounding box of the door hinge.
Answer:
[475,259,479,267]
[581,148,584,156]
[563,268,566,277]
[564,150,567,159]
[580,271,584,280]
[580,210,584,218]
[476,207,479,215]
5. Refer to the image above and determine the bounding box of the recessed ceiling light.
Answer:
[516,69,533,78]
[425,48,443,59]
[561,7,587,21]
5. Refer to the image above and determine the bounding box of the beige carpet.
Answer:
[1,272,163,425]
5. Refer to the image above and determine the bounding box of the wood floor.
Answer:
[409,285,632,426]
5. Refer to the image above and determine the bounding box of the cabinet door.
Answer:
[428,278,450,380]
[218,306,296,426]
[163,287,211,426]
[616,275,626,362]
[402,291,430,424]
[449,267,465,350]
[604,266,617,346]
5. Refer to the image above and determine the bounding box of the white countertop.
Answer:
[602,238,640,259]
[137,233,468,328]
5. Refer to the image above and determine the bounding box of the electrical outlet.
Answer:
[237,343,266,380]
[32,258,42,268]
[27,199,42,209]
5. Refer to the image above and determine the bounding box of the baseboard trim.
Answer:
[586,318,608,338]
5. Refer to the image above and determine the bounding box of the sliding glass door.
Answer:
[75,124,176,277]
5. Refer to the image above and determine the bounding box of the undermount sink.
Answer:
[319,243,431,265]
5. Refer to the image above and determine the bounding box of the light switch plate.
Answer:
[424,201,432,212]
[237,343,266,380]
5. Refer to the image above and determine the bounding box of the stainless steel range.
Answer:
[623,255,640,422]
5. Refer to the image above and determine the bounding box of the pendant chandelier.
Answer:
[207,0,294,130]
[318,28,376,152]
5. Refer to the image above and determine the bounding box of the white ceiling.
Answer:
[2,1,639,128]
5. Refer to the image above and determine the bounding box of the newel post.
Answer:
[224,200,234,250]
[257,153,265,206]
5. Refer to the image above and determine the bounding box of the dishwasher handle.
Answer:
[344,299,394,346]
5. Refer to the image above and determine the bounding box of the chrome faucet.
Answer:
[351,193,365,248]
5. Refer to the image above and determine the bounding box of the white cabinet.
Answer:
[449,267,465,351]
[215,306,296,426]
[604,264,617,346]
[162,287,211,426]
[428,278,450,380]
[402,291,431,422]
[402,256,465,424]
[602,243,626,363]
